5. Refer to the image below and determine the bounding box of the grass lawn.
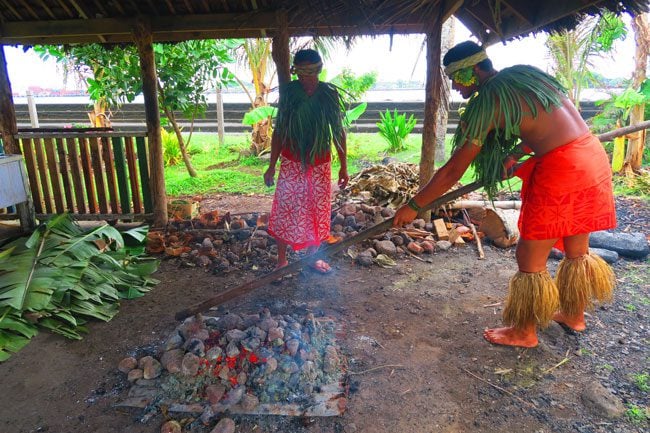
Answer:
[165,131,649,200]
[164,132,521,198]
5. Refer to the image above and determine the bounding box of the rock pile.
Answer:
[117,309,347,430]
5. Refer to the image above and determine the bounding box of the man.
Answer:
[393,41,616,348]
[264,49,348,274]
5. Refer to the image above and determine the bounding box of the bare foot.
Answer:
[553,312,586,332]
[309,259,332,274]
[483,326,538,348]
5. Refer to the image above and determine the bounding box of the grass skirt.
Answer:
[555,253,615,315]
[503,270,559,328]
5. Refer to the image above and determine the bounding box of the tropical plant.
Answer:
[546,11,627,109]
[330,68,377,105]
[377,109,417,153]
[33,40,240,177]
[0,215,158,361]
[162,128,182,167]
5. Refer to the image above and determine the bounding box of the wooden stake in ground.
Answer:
[175,181,482,320]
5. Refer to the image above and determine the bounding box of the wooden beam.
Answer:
[165,0,176,14]
[35,0,57,19]
[68,0,89,19]
[0,45,19,155]
[92,0,110,17]
[17,0,41,20]
[55,0,74,18]
[419,4,444,202]
[271,10,290,88]
[132,17,167,228]
[0,0,24,20]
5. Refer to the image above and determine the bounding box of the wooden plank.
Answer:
[35,212,153,221]
[112,136,131,214]
[79,136,98,213]
[124,136,143,213]
[55,137,75,212]
[433,218,449,241]
[101,136,120,213]
[44,138,65,213]
[20,137,45,214]
[135,136,153,214]
[66,137,87,214]
[90,137,108,214]
[33,137,53,213]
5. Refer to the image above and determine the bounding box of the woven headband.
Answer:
[444,51,488,76]
[291,61,323,76]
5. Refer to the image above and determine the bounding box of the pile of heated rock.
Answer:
[117,309,347,428]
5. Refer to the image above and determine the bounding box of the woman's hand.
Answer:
[338,167,349,189]
[264,167,276,187]
[392,204,418,227]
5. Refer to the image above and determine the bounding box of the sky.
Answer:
[3,17,640,95]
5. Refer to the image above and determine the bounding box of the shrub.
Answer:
[377,109,417,153]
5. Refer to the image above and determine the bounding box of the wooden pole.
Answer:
[216,87,225,146]
[596,120,650,143]
[175,181,481,321]
[419,8,444,219]
[0,45,19,155]
[133,18,167,227]
[27,90,39,128]
[271,10,291,88]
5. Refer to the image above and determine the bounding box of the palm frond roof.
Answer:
[0,1,647,46]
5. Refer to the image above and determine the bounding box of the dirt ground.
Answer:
[0,195,648,433]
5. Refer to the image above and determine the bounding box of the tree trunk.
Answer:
[435,19,455,165]
[272,12,291,89]
[0,45,19,155]
[624,13,649,173]
[133,18,167,227]
[419,13,444,204]
[164,106,198,177]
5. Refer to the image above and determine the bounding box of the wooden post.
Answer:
[27,90,39,128]
[419,10,444,218]
[216,87,225,146]
[272,10,291,88]
[0,45,19,155]
[133,18,167,227]
[624,13,649,171]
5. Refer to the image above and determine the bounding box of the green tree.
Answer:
[546,11,627,110]
[34,40,240,177]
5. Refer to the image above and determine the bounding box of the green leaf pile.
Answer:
[0,214,159,361]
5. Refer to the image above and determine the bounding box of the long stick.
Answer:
[175,181,482,320]
[596,120,650,143]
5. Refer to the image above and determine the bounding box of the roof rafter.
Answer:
[36,0,58,19]
[54,0,74,18]
[1,0,24,20]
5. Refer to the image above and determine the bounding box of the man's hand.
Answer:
[264,167,276,187]
[502,156,519,180]
[338,167,349,189]
[392,204,418,227]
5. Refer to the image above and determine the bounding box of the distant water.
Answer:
[11,88,616,105]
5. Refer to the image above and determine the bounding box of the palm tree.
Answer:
[546,11,626,110]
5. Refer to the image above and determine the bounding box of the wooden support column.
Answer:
[419,10,444,203]
[133,18,167,227]
[272,10,291,88]
[0,45,19,155]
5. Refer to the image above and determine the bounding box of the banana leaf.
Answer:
[0,214,159,362]
[242,105,277,125]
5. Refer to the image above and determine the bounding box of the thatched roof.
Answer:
[0,0,647,46]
